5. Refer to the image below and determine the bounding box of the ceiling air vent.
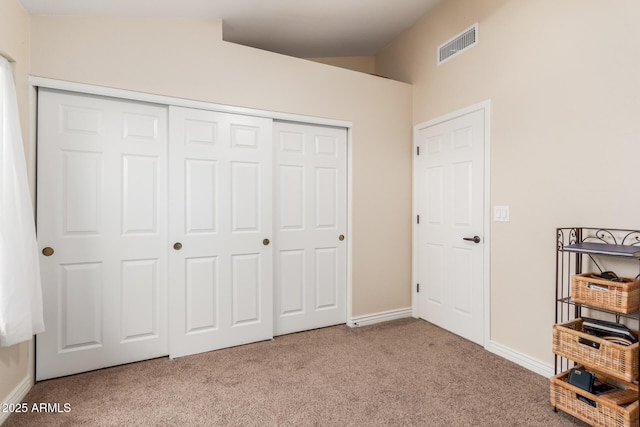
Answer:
[437,23,478,65]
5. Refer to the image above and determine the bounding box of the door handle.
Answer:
[173,242,183,250]
[463,236,481,244]
[263,239,270,246]
[42,247,55,256]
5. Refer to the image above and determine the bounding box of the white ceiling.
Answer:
[18,0,442,58]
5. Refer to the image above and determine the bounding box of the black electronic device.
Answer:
[591,270,627,283]
[599,271,619,281]
[568,368,595,393]
[576,395,597,407]
[582,317,638,344]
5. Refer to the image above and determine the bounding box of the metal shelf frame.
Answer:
[555,227,640,375]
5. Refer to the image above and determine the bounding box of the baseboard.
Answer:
[0,375,33,425]
[349,307,413,327]
[349,312,554,377]
[486,340,555,378]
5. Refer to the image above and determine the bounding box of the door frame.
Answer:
[412,100,491,348]
[27,77,354,359]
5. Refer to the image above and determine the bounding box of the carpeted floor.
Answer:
[6,318,586,426]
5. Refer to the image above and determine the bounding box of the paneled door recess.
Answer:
[168,106,273,358]
[273,122,347,336]
[36,89,169,380]
[36,89,348,380]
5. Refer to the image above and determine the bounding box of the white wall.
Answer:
[376,0,640,366]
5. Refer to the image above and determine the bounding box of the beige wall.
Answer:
[377,0,640,365]
[306,56,376,75]
[0,0,29,147]
[0,0,32,407]
[29,16,414,316]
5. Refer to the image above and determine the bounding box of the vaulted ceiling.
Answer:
[18,0,442,57]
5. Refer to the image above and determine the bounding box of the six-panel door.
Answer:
[36,89,169,380]
[168,107,274,358]
[36,90,348,379]
[415,109,485,346]
[273,122,347,336]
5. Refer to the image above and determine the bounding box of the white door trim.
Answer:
[28,77,355,341]
[28,77,352,128]
[345,128,353,327]
[412,100,491,348]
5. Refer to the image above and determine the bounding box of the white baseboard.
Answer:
[349,307,413,327]
[486,340,554,378]
[0,375,33,425]
[348,311,554,378]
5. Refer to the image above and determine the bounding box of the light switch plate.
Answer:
[494,205,510,222]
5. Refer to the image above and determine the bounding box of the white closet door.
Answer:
[273,122,347,336]
[36,89,168,380]
[169,106,273,358]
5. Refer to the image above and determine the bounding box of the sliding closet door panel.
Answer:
[120,259,159,341]
[231,161,261,232]
[315,248,338,309]
[61,151,102,234]
[274,122,347,336]
[185,160,217,233]
[59,262,103,350]
[231,253,261,325]
[279,250,305,315]
[169,106,273,358]
[185,256,218,332]
[122,155,159,234]
[315,167,339,228]
[37,89,168,380]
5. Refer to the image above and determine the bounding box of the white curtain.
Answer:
[0,56,45,347]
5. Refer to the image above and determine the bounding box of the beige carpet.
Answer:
[6,318,585,426]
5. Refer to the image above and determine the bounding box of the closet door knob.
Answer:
[339,235,345,241]
[263,239,270,246]
[42,247,55,256]
[173,242,183,250]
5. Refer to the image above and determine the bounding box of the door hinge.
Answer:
[417,283,420,293]
[417,214,420,224]
[417,146,420,156]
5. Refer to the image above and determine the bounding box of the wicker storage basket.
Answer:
[572,273,640,314]
[550,366,639,427]
[552,319,639,382]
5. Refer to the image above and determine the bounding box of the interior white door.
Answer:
[169,106,273,358]
[273,122,347,336]
[415,109,485,345]
[36,89,168,380]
